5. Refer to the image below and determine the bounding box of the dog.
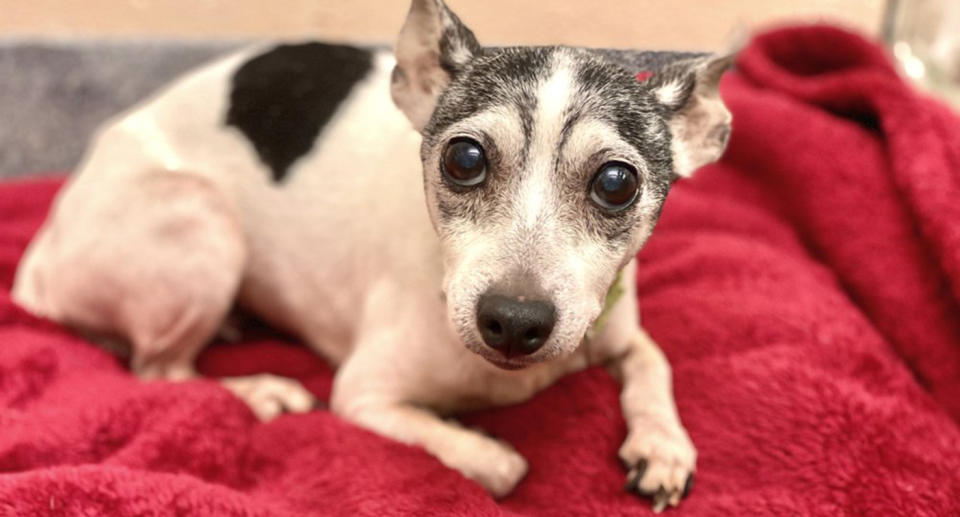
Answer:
[12,0,732,510]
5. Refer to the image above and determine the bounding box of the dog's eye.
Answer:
[442,138,486,187]
[590,162,639,211]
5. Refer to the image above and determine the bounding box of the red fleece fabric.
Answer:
[2,26,960,516]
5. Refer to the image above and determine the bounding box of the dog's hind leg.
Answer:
[14,171,244,381]
[328,284,529,498]
[15,170,317,419]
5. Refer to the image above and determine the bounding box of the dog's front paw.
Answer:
[457,437,528,498]
[619,417,696,512]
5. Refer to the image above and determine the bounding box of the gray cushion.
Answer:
[0,39,241,177]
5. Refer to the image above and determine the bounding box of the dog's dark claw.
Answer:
[650,487,670,513]
[624,458,693,511]
[623,458,648,494]
[633,458,648,484]
[682,473,695,499]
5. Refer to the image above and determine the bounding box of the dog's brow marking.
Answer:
[554,110,582,171]
[516,98,535,168]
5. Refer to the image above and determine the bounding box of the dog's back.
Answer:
[13,41,431,369]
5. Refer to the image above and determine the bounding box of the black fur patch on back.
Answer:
[226,43,373,182]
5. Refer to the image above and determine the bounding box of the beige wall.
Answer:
[3,1,884,50]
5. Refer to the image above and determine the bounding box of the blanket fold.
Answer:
[1,26,958,516]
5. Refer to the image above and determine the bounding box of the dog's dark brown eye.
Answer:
[590,162,639,211]
[442,138,486,187]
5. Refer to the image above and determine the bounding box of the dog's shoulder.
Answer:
[225,42,377,182]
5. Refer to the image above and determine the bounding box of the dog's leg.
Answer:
[106,173,244,385]
[616,328,696,512]
[328,284,528,497]
[331,385,528,498]
[111,173,316,420]
[15,170,312,419]
[16,171,316,419]
[16,172,243,379]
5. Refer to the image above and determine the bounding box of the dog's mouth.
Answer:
[482,355,529,370]
[462,338,539,370]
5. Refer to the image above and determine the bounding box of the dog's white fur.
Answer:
[11,1,719,508]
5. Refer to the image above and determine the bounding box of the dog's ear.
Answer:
[392,0,480,131]
[647,53,735,178]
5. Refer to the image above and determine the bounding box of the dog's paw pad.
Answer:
[220,374,317,421]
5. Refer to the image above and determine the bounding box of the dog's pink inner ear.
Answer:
[661,54,735,178]
[391,0,479,131]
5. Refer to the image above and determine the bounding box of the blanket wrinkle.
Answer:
[1,25,959,516]
[732,25,960,422]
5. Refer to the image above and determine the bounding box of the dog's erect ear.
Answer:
[392,0,480,131]
[647,53,735,178]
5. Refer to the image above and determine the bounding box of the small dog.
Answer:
[13,0,732,510]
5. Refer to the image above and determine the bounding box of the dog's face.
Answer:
[392,0,732,368]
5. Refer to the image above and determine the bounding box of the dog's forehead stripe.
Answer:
[518,54,576,227]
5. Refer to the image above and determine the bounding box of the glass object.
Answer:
[884,0,960,106]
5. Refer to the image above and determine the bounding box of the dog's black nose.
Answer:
[477,294,556,357]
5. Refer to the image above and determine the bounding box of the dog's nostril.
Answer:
[477,294,556,358]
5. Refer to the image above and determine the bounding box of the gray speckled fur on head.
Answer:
[393,0,735,369]
[423,44,705,244]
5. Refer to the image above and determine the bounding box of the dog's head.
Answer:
[391,0,733,369]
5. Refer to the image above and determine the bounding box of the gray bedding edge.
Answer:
[0,39,244,177]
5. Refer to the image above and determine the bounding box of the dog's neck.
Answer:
[588,269,626,337]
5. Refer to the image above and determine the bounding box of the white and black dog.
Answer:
[13,0,732,510]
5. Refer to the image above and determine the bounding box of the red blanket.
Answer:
[2,26,960,516]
